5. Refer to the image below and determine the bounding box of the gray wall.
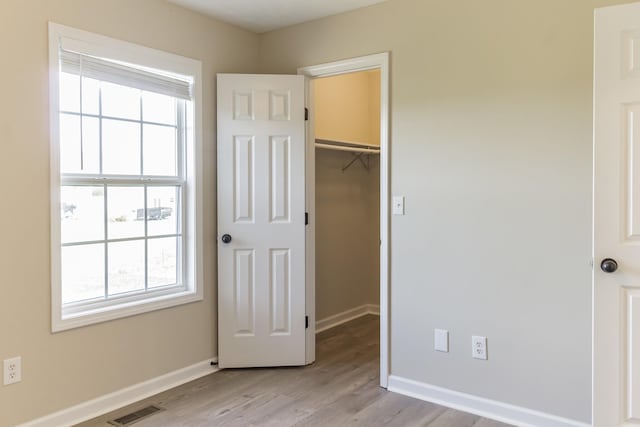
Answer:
[259,0,640,422]
[316,149,380,321]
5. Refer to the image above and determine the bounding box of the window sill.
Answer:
[52,289,203,332]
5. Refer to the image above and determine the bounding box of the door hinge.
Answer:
[305,212,309,225]
[305,315,309,329]
[305,107,309,121]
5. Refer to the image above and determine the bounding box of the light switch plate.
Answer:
[434,329,449,352]
[392,196,405,215]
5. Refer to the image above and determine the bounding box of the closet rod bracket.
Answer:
[341,152,371,172]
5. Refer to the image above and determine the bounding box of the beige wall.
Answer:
[0,1,258,425]
[368,71,381,146]
[314,70,381,146]
[260,0,638,422]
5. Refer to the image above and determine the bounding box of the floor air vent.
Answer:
[108,405,164,426]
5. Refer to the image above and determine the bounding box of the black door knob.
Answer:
[221,234,232,244]
[600,258,618,273]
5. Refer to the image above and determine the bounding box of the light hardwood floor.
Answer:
[77,315,512,426]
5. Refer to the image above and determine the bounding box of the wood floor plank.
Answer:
[426,408,479,427]
[472,418,514,427]
[76,315,512,427]
[347,391,445,427]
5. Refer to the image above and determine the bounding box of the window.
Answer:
[49,23,203,331]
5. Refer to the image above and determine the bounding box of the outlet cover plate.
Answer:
[472,336,487,360]
[3,356,22,385]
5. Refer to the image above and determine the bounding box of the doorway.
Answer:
[299,53,390,387]
[313,69,381,353]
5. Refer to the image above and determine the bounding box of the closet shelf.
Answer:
[315,139,380,154]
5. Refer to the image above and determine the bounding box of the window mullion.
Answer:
[139,93,144,176]
[59,110,179,129]
[140,94,149,292]
[61,176,183,186]
[177,100,185,179]
[98,81,103,175]
[64,235,156,246]
[177,101,186,287]
[79,76,84,171]
[144,184,149,292]
[103,182,108,299]
[178,182,185,286]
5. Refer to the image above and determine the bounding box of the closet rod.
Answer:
[315,143,380,154]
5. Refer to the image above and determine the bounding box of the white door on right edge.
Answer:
[594,3,640,426]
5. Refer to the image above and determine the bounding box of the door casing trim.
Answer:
[298,52,390,388]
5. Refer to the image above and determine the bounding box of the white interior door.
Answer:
[217,74,306,368]
[595,3,640,426]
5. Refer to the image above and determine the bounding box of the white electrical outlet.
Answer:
[3,357,22,385]
[434,329,449,352]
[472,336,487,360]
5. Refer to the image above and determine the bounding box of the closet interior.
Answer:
[313,70,381,330]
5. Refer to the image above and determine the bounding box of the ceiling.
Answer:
[167,0,389,33]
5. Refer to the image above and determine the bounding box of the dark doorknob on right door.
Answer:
[221,234,232,244]
[600,258,618,273]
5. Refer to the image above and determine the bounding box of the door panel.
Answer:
[270,136,291,222]
[628,289,640,421]
[217,74,306,368]
[234,136,254,223]
[270,248,290,334]
[595,4,640,426]
[233,249,254,336]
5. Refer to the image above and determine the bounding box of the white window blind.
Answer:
[60,49,193,100]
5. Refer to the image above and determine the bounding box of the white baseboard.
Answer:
[366,303,380,315]
[18,358,219,427]
[316,304,380,333]
[387,375,589,427]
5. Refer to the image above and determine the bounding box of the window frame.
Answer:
[49,23,203,332]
